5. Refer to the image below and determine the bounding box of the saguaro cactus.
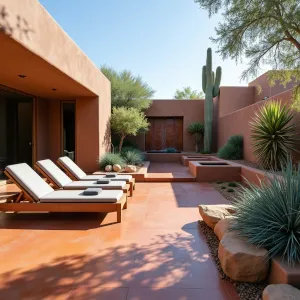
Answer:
[202,48,222,153]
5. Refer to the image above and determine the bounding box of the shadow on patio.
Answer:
[0,230,234,299]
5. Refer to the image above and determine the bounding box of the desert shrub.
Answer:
[250,100,299,170]
[216,181,223,184]
[164,147,177,153]
[218,135,243,160]
[98,153,125,169]
[231,159,300,265]
[121,149,144,165]
[227,188,234,193]
[221,186,226,189]
[228,182,238,187]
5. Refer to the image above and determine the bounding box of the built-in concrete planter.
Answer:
[144,152,195,162]
[189,160,241,182]
[93,161,150,182]
[181,155,218,166]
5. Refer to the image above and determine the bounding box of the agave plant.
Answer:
[250,101,299,170]
[231,159,300,265]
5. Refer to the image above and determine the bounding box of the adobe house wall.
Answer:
[0,0,111,172]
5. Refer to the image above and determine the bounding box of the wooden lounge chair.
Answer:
[0,163,127,223]
[35,159,130,196]
[57,156,136,197]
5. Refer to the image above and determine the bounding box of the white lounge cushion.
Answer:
[37,159,72,188]
[40,190,123,203]
[58,156,86,180]
[6,163,54,201]
[81,174,132,182]
[64,181,126,190]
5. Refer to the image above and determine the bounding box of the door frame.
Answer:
[0,84,36,166]
[60,100,76,162]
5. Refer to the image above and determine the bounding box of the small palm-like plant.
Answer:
[188,122,204,152]
[250,101,299,170]
[231,159,300,265]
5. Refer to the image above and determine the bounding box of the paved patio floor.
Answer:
[0,182,238,299]
[146,162,195,181]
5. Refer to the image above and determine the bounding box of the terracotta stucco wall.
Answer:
[218,89,300,163]
[248,72,297,103]
[132,100,204,152]
[0,0,109,97]
[0,0,111,172]
[218,86,255,118]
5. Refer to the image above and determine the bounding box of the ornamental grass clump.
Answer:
[121,149,144,165]
[250,100,299,170]
[231,159,300,265]
[98,153,125,170]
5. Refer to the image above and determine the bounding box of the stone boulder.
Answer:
[214,217,234,240]
[113,164,122,172]
[263,284,300,300]
[198,204,235,229]
[124,165,137,173]
[218,232,269,282]
[105,165,112,172]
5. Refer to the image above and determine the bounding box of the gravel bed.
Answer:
[200,221,267,300]
[212,182,244,203]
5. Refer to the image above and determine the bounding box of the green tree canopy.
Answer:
[111,107,149,152]
[101,66,154,111]
[174,86,204,99]
[194,0,300,110]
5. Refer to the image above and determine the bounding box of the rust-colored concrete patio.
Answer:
[0,182,238,299]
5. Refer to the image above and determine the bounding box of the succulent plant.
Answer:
[231,159,300,265]
[250,100,299,170]
[202,48,222,153]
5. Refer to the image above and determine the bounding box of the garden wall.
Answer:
[248,72,297,103]
[131,100,205,152]
[218,89,300,163]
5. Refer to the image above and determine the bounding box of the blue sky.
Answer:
[39,0,266,99]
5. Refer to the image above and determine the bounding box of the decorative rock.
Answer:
[218,232,269,282]
[105,165,112,172]
[198,204,235,229]
[214,216,234,240]
[124,165,137,173]
[263,284,300,300]
[113,164,122,172]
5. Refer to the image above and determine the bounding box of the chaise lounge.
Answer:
[0,163,127,223]
[57,156,136,196]
[35,159,130,196]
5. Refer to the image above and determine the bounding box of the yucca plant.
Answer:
[250,101,299,170]
[98,153,125,169]
[231,159,300,265]
[188,122,204,152]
